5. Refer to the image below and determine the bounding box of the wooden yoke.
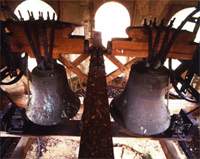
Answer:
[109,27,196,60]
[4,20,87,59]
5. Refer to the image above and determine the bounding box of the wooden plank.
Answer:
[106,57,142,83]
[0,121,193,141]
[72,53,90,67]
[112,41,196,60]
[131,0,137,26]
[159,141,182,159]
[127,27,196,49]
[1,120,81,137]
[104,54,129,76]
[112,29,196,60]
[5,21,75,38]
[58,54,88,82]
[5,20,85,59]
[8,36,85,57]
[10,137,34,159]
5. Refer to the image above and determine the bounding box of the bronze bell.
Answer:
[26,63,80,126]
[110,61,171,136]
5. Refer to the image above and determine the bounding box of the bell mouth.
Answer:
[26,63,80,126]
[110,61,171,136]
[110,98,171,136]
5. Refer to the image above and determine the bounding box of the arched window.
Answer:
[94,2,130,47]
[94,2,130,75]
[169,7,200,43]
[14,0,57,21]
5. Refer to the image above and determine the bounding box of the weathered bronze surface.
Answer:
[110,61,171,136]
[26,63,80,126]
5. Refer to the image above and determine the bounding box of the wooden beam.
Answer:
[5,21,86,58]
[72,53,90,67]
[159,141,183,159]
[10,137,35,159]
[0,121,194,141]
[111,41,195,60]
[132,0,137,26]
[106,57,142,83]
[8,36,85,58]
[59,0,63,21]
[104,54,129,76]
[1,0,9,19]
[58,54,88,82]
[112,29,196,60]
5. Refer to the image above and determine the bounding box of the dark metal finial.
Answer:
[27,10,31,20]
[160,18,165,27]
[31,11,34,19]
[197,1,200,11]
[143,18,147,26]
[47,11,50,20]
[153,17,157,27]
[57,10,60,21]
[18,10,24,21]
[52,13,55,21]
[169,18,176,28]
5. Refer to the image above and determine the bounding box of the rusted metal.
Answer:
[78,46,114,158]
[26,63,80,126]
[42,23,48,61]
[153,18,164,60]
[146,19,153,64]
[170,45,200,103]
[110,61,171,136]
[49,21,55,60]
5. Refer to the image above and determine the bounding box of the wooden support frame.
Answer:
[159,141,183,159]
[104,54,130,76]
[4,20,197,85]
[58,54,88,82]
[111,40,196,60]
[72,53,90,67]
[10,137,35,159]
[106,57,143,83]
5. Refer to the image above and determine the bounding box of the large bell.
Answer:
[26,63,80,126]
[110,61,171,136]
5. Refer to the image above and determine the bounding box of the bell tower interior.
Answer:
[0,0,200,158]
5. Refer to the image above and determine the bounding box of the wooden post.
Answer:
[10,137,35,159]
[159,141,183,159]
